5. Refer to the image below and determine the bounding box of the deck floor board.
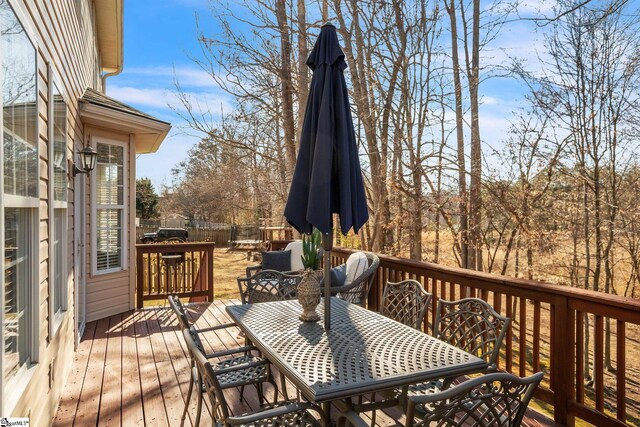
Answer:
[53,300,557,427]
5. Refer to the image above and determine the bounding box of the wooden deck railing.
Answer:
[135,242,215,308]
[271,240,640,426]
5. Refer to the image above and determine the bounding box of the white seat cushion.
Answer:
[285,240,304,271]
[345,252,369,286]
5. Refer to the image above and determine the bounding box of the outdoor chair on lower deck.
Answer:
[183,328,327,427]
[168,295,277,427]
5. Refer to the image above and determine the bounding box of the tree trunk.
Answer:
[334,0,393,252]
[296,0,309,138]
[446,0,468,268]
[275,0,297,177]
[467,0,482,271]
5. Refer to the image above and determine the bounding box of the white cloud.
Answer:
[481,95,500,105]
[121,65,217,88]
[106,85,234,116]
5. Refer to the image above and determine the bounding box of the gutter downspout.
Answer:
[101,70,121,93]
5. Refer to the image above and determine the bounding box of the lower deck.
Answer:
[53,300,557,426]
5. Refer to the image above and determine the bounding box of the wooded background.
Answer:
[161,0,640,325]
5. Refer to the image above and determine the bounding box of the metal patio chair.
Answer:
[406,372,544,427]
[168,295,276,427]
[355,279,432,425]
[237,270,301,304]
[330,252,380,306]
[183,328,326,427]
[380,279,432,330]
[406,297,511,406]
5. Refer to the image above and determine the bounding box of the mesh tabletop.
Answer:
[226,298,487,402]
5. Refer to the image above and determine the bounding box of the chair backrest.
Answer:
[336,252,380,306]
[168,294,190,329]
[380,280,432,330]
[237,270,302,304]
[407,372,543,427]
[285,240,304,271]
[434,297,510,367]
[182,328,230,424]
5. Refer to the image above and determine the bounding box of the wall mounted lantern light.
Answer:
[73,145,98,176]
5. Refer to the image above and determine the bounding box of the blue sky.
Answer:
[107,0,220,189]
[108,0,556,189]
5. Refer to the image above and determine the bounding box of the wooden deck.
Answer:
[53,300,558,426]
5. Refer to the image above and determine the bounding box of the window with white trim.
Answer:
[50,82,67,324]
[94,142,125,273]
[1,0,38,388]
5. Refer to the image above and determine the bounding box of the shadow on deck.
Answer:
[53,300,558,426]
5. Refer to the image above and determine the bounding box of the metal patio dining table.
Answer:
[226,297,488,422]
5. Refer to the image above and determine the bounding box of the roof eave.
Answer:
[93,0,124,75]
[79,102,171,154]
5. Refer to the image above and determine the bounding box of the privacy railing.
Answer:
[271,240,640,426]
[135,242,215,308]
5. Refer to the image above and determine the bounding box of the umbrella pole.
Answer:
[323,232,333,330]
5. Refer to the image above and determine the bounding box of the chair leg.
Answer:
[280,372,289,400]
[256,381,265,405]
[195,376,203,427]
[181,370,195,427]
[269,373,279,405]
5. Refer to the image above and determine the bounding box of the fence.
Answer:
[270,240,640,426]
[135,242,215,307]
[136,225,292,247]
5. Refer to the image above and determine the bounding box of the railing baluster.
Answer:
[595,315,604,412]
[576,310,585,404]
[617,320,626,422]
[519,297,527,377]
[533,301,540,373]
[136,249,144,308]
[208,245,214,301]
[506,294,513,373]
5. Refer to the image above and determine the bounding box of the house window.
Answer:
[1,0,38,387]
[94,142,126,273]
[50,82,67,327]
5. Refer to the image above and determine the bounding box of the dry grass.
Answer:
[214,250,255,299]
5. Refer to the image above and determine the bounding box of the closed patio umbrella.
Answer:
[284,23,369,329]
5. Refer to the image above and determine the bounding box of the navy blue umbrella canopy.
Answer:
[284,23,369,236]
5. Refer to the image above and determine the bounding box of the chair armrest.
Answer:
[204,345,259,359]
[237,277,248,304]
[212,359,269,376]
[246,264,262,277]
[227,401,325,425]
[195,322,237,333]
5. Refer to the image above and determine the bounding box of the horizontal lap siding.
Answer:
[84,127,134,323]
[10,1,101,426]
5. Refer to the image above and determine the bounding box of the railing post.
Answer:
[207,245,214,302]
[552,294,574,426]
[136,248,144,309]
